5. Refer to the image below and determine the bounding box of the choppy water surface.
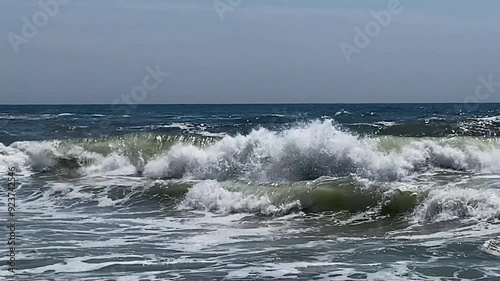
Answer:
[2,104,500,280]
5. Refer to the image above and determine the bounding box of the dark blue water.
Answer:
[2,103,500,144]
[1,104,500,280]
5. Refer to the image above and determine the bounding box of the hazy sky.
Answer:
[1,0,500,104]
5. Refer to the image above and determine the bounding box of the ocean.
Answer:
[1,104,500,280]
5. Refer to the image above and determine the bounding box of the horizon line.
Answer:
[1,102,499,106]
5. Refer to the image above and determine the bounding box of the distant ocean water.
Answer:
[1,104,500,280]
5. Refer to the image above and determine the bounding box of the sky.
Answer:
[1,0,500,104]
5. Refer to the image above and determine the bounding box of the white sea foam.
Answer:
[144,120,500,182]
[0,142,31,175]
[375,121,397,127]
[178,180,300,215]
[196,131,226,137]
[5,119,500,185]
[0,114,53,120]
[80,153,137,176]
[0,140,138,177]
[482,239,500,256]
[414,187,500,223]
[334,110,351,116]
[57,113,76,117]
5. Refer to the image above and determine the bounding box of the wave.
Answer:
[31,174,500,225]
[56,113,76,117]
[177,180,302,215]
[4,120,500,180]
[0,134,216,176]
[176,178,422,216]
[414,187,500,223]
[160,178,500,222]
[3,117,500,229]
[144,120,500,182]
[33,176,420,216]
[0,114,56,121]
[3,116,500,226]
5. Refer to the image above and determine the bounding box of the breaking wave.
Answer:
[28,174,500,225]
[3,120,500,222]
[0,134,215,176]
[3,120,500,180]
[414,187,500,223]
[143,120,500,181]
[176,178,421,216]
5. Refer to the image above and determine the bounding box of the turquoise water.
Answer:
[1,104,500,280]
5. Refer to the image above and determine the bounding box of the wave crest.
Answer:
[177,180,301,215]
[144,120,500,182]
[3,121,500,181]
[415,187,500,223]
